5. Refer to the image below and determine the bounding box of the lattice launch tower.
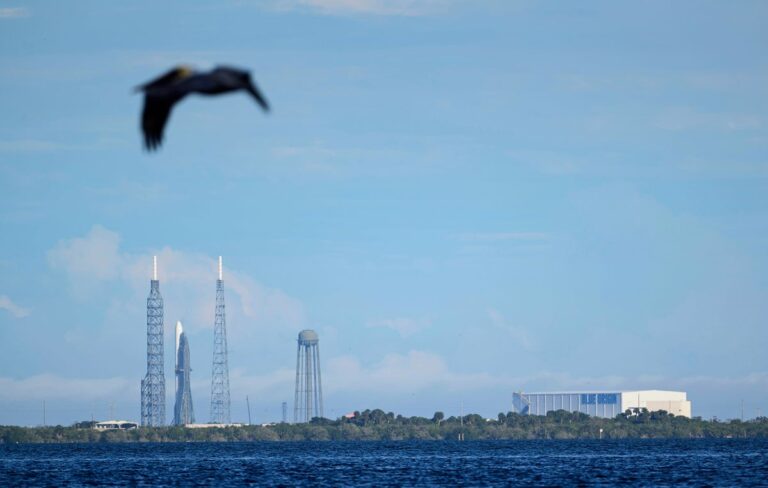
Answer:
[209,256,231,424]
[141,256,165,426]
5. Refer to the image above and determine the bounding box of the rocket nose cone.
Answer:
[175,321,183,358]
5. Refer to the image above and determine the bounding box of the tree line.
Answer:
[1,409,766,443]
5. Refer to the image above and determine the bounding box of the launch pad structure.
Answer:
[210,256,231,424]
[139,256,237,426]
[141,256,165,427]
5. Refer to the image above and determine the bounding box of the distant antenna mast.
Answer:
[153,255,157,281]
[218,255,223,281]
[246,396,252,425]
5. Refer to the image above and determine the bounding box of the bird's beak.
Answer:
[247,83,270,112]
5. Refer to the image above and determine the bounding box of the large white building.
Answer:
[513,390,691,418]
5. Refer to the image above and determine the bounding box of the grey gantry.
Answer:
[135,65,270,151]
[141,256,165,427]
[210,257,231,424]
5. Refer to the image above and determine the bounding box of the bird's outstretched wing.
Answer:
[141,94,177,151]
[136,66,193,92]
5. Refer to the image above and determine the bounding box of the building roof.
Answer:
[519,390,686,395]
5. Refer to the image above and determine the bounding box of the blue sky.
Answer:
[0,0,766,425]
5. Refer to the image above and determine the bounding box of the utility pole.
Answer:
[246,396,252,425]
[282,401,288,423]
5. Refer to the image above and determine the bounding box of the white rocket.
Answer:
[175,320,183,396]
[175,320,183,367]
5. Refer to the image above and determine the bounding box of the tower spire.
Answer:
[153,255,157,281]
[218,256,223,281]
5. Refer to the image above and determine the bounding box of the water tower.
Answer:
[293,329,324,423]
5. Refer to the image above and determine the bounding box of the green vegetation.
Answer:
[2,409,767,443]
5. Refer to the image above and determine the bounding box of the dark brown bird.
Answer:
[135,65,270,151]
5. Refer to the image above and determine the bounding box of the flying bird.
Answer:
[135,65,270,151]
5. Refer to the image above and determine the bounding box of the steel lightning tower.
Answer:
[173,321,195,425]
[141,256,165,426]
[209,256,231,424]
[294,329,323,423]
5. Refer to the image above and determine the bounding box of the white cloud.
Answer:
[487,308,532,350]
[226,367,296,397]
[655,107,763,132]
[0,375,134,402]
[507,149,593,175]
[367,317,430,337]
[270,0,455,16]
[0,139,63,152]
[0,294,30,318]
[48,226,124,286]
[324,352,768,397]
[91,181,171,203]
[326,350,500,393]
[47,225,305,332]
[0,7,28,19]
[455,232,549,243]
[673,159,768,177]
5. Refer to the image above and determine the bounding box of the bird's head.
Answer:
[236,72,270,112]
[176,65,194,78]
[214,66,270,112]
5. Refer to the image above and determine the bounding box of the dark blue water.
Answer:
[1,440,767,486]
